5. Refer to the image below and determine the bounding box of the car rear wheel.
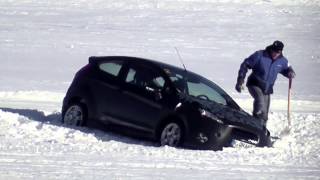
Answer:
[63,103,86,126]
[160,122,182,147]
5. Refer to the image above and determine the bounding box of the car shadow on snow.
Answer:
[0,107,61,123]
[0,107,157,147]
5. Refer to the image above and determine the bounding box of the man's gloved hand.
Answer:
[287,66,296,79]
[288,70,296,79]
[235,78,244,93]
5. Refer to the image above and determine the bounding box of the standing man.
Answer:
[236,40,296,125]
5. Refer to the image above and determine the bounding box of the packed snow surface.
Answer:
[0,0,320,179]
[0,91,320,179]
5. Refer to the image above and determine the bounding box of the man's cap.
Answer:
[271,40,284,51]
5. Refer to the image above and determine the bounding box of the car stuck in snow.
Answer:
[62,56,271,150]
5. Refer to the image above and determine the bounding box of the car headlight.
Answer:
[199,109,224,124]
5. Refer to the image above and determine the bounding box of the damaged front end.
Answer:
[181,96,272,149]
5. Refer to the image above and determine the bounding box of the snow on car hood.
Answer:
[180,94,265,131]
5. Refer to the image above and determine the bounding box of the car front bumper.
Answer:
[183,116,233,150]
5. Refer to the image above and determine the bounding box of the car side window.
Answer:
[126,68,137,83]
[99,61,122,77]
[125,66,165,91]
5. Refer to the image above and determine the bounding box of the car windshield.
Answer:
[162,66,229,106]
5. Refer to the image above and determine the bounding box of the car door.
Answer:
[120,62,169,133]
[92,60,128,124]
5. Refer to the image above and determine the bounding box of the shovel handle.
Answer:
[289,77,292,89]
[287,78,292,127]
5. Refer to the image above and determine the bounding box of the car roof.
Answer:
[89,56,186,72]
[88,56,240,110]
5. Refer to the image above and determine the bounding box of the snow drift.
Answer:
[0,0,319,179]
[0,91,319,179]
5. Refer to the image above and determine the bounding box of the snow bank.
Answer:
[0,91,319,178]
[0,91,64,103]
[0,91,64,114]
[0,106,319,179]
[268,112,320,167]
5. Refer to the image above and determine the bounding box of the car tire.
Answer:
[160,122,183,147]
[62,103,87,126]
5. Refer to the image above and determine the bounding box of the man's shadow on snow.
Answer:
[0,107,156,147]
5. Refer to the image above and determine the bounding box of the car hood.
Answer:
[179,94,265,132]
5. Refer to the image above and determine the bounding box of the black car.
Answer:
[62,56,271,150]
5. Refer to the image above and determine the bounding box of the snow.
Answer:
[0,94,320,179]
[0,91,63,114]
[1,0,320,100]
[0,0,320,179]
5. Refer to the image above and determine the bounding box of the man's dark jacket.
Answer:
[238,46,294,94]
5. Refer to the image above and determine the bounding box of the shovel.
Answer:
[280,78,292,137]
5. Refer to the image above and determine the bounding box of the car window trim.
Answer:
[124,62,167,90]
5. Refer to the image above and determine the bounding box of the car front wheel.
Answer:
[160,122,183,147]
[63,103,86,126]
